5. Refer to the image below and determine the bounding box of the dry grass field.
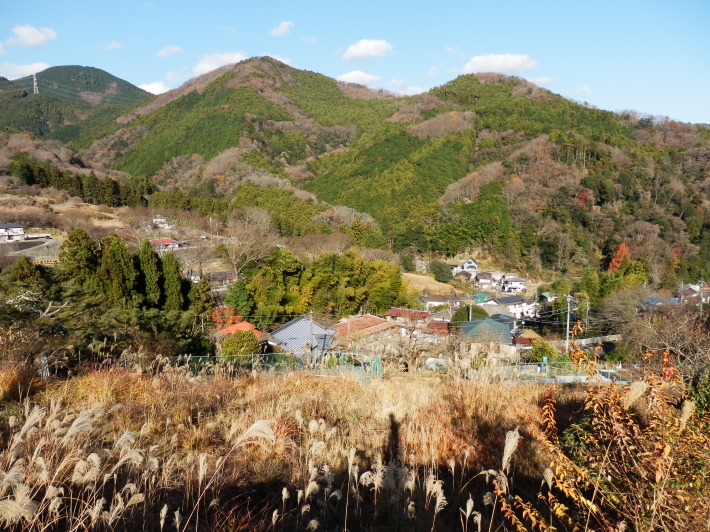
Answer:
[0,352,707,531]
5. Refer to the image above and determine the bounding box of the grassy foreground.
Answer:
[0,357,708,531]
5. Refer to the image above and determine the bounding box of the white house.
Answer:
[0,223,26,242]
[501,274,527,293]
[450,258,479,276]
[482,295,537,319]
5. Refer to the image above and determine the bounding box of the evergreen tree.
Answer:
[162,252,184,311]
[428,260,453,283]
[450,305,489,328]
[58,228,99,285]
[8,256,44,287]
[138,240,162,307]
[224,281,254,317]
[98,237,139,307]
[188,279,214,315]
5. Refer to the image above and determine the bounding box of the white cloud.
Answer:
[6,25,57,47]
[336,70,381,85]
[574,85,593,94]
[263,53,291,65]
[300,35,318,44]
[388,79,427,96]
[165,70,181,82]
[529,76,553,86]
[342,39,393,61]
[157,45,184,58]
[270,21,294,37]
[427,66,438,78]
[101,41,123,51]
[461,53,537,74]
[0,62,50,79]
[140,81,170,94]
[444,46,457,54]
[193,51,247,75]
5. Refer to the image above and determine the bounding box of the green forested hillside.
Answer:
[0,66,151,142]
[1,57,708,283]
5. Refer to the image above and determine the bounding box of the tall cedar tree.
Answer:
[188,279,214,315]
[58,228,99,285]
[98,237,139,307]
[162,252,184,311]
[138,240,162,307]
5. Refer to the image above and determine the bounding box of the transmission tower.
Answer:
[33,73,38,95]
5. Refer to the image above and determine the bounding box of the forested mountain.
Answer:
[0,65,151,142]
[2,57,709,283]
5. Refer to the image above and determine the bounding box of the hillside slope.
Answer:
[1,57,708,282]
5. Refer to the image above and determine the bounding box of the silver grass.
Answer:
[62,408,103,443]
[295,409,304,427]
[125,493,145,509]
[501,427,520,474]
[297,489,304,505]
[233,419,276,451]
[309,441,326,456]
[359,471,374,488]
[272,509,279,525]
[159,504,168,531]
[624,381,648,410]
[0,469,23,496]
[0,490,39,526]
[87,497,105,521]
[306,518,319,530]
[404,469,416,495]
[407,499,416,519]
[48,496,63,516]
[543,467,554,490]
[174,508,182,530]
[44,485,64,499]
[282,487,290,504]
[679,400,695,431]
[325,427,337,441]
[104,494,124,525]
[308,460,318,482]
[121,483,138,496]
[198,452,209,486]
[308,419,319,435]
[330,489,342,501]
[111,449,144,473]
[300,504,311,515]
[305,480,320,500]
[318,418,326,433]
[114,430,136,450]
[8,416,17,430]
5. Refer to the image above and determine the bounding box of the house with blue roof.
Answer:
[270,314,335,359]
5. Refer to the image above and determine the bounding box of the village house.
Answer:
[150,238,181,255]
[481,295,537,319]
[213,321,275,352]
[474,271,496,290]
[500,273,527,293]
[0,223,26,242]
[419,294,466,312]
[449,257,479,276]
[270,314,335,359]
[384,308,432,328]
[152,215,173,230]
[332,314,398,355]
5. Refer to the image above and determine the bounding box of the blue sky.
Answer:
[1,0,709,123]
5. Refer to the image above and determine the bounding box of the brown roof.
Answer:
[334,314,387,337]
[334,315,398,340]
[384,308,431,321]
[421,321,449,335]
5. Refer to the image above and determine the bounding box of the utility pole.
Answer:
[565,295,572,354]
[33,73,38,95]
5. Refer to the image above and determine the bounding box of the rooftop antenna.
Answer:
[33,73,38,95]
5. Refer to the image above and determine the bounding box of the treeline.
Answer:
[226,248,415,328]
[0,229,214,363]
[8,152,153,207]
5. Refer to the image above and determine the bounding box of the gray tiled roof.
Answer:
[270,315,335,357]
